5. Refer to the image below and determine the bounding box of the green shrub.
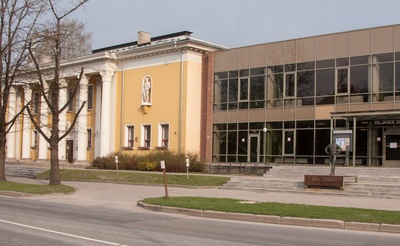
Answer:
[90,151,205,173]
[137,160,158,171]
[91,154,115,170]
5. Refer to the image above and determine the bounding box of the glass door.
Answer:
[248,134,260,162]
[384,133,400,167]
[284,130,294,155]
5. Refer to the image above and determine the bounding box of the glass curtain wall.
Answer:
[212,52,400,164]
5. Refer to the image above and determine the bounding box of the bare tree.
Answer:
[33,18,92,62]
[27,0,89,185]
[0,0,45,181]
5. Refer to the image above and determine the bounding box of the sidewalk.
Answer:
[5,175,400,212]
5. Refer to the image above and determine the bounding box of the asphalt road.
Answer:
[1,196,400,246]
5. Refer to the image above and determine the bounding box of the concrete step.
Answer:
[222,177,400,199]
[5,166,47,178]
[264,165,400,182]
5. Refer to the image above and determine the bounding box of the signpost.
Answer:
[185,157,190,179]
[115,156,119,174]
[160,160,168,198]
[333,130,352,166]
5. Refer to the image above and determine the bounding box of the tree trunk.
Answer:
[49,142,60,185]
[49,112,61,185]
[0,132,6,181]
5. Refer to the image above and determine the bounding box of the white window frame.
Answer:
[141,124,151,147]
[87,84,94,110]
[125,125,134,148]
[87,128,92,149]
[158,123,170,148]
[32,130,39,148]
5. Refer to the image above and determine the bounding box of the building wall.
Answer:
[113,51,205,156]
[212,24,400,166]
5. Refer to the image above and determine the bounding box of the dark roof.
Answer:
[92,31,193,53]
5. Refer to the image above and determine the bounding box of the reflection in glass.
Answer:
[229,78,238,103]
[337,68,348,93]
[239,78,248,100]
[250,76,265,100]
[372,53,393,63]
[284,131,294,155]
[317,59,335,69]
[373,63,393,92]
[350,65,369,94]
[267,74,283,101]
[316,69,335,96]
[297,71,314,97]
[285,73,295,97]
[296,130,313,155]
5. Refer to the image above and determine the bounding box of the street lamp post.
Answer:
[262,127,268,163]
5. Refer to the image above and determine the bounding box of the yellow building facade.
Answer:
[6,31,226,165]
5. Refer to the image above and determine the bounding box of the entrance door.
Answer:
[284,130,294,155]
[383,133,400,167]
[66,140,74,163]
[248,134,260,162]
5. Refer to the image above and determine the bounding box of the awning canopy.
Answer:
[330,109,400,121]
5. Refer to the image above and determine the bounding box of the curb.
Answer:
[0,190,33,197]
[137,202,400,234]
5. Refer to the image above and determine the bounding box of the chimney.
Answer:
[137,31,151,45]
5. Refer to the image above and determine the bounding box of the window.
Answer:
[350,65,369,94]
[67,89,74,111]
[239,78,249,101]
[285,72,295,97]
[142,125,151,147]
[228,78,238,109]
[32,130,39,147]
[336,68,349,94]
[213,79,227,111]
[87,129,92,148]
[33,92,40,113]
[160,124,169,147]
[126,125,134,147]
[249,76,265,108]
[297,71,314,97]
[316,69,335,96]
[87,84,93,110]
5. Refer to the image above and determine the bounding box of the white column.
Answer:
[99,70,114,157]
[77,75,88,161]
[58,78,67,160]
[94,77,102,158]
[6,87,17,159]
[21,88,32,160]
[38,90,48,160]
[14,88,22,160]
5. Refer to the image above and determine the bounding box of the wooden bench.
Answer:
[304,175,346,189]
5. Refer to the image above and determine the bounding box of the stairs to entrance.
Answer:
[222,165,400,199]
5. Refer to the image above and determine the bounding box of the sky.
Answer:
[70,0,400,51]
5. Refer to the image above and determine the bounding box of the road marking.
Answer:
[0,219,128,246]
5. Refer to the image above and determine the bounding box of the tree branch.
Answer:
[25,104,50,143]
[59,101,86,141]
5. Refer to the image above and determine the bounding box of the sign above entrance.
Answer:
[373,119,400,126]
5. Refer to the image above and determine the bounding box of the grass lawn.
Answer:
[141,196,400,225]
[35,169,230,187]
[3,169,400,226]
[0,181,75,195]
